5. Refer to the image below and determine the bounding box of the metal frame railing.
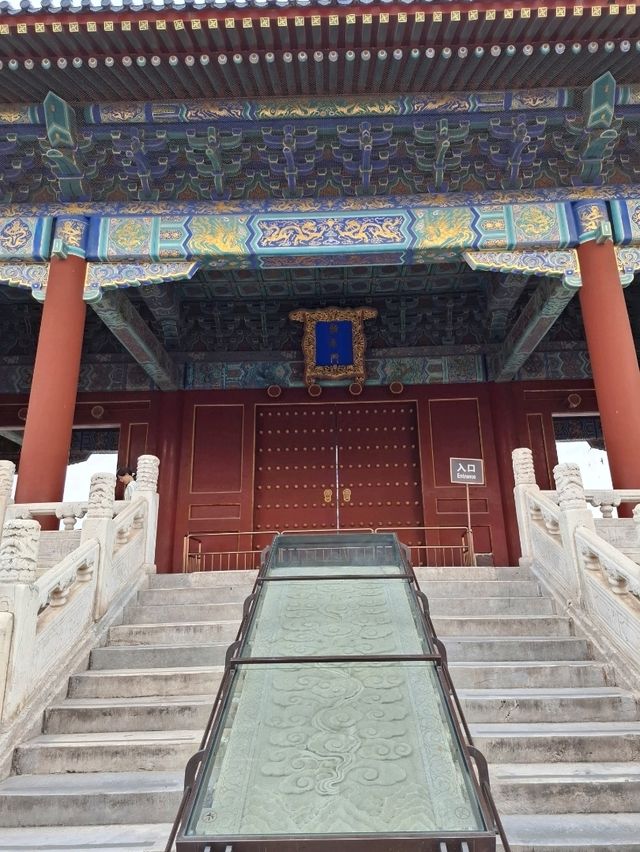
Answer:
[375,525,475,567]
[167,532,510,852]
[182,526,478,572]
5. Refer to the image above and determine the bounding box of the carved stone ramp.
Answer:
[169,533,501,850]
[0,562,638,850]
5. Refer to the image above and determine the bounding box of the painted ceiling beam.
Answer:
[3,184,640,218]
[5,86,640,130]
[486,273,530,343]
[491,277,579,382]
[90,290,181,391]
[138,283,181,349]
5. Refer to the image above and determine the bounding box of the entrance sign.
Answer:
[450,457,485,486]
[450,457,484,567]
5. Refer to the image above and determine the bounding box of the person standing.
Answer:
[116,466,137,500]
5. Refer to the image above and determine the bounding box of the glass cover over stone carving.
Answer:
[242,579,432,657]
[187,662,484,838]
[181,533,488,845]
[265,533,405,577]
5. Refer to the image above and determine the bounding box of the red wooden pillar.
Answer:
[153,391,184,573]
[488,383,521,565]
[576,238,640,490]
[16,239,87,513]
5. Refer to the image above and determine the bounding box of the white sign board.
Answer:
[450,457,485,485]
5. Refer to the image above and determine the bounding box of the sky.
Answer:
[555,441,613,490]
[11,453,119,503]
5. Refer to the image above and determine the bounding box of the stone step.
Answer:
[108,620,239,647]
[441,636,591,663]
[473,721,640,763]
[459,687,638,723]
[90,643,229,670]
[449,661,614,690]
[13,730,200,775]
[113,615,576,646]
[420,579,542,598]
[48,687,637,735]
[414,566,530,582]
[0,772,182,827]
[138,585,252,607]
[500,813,640,851]
[45,695,214,734]
[90,636,592,670]
[16,814,640,852]
[428,595,555,617]
[68,666,225,699]
[491,762,640,814]
[0,823,173,851]
[433,616,573,637]
[148,570,256,589]
[125,601,245,624]
[7,818,640,852]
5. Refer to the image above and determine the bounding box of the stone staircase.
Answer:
[0,565,639,851]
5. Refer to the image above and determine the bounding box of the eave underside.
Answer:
[2,83,640,203]
[0,3,639,101]
[0,4,638,391]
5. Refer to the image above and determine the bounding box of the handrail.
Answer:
[182,530,280,573]
[281,526,375,534]
[575,523,640,598]
[527,489,562,519]
[34,538,99,611]
[376,525,475,567]
[513,447,640,687]
[5,499,131,531]
[541,488,640,519]
[0,453,160,729]
[182,525,482,572]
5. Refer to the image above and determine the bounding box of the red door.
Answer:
[336,402,424,532]
[254,404,338,533]
[254,402,424,535]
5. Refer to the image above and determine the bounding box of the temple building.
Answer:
[0,0,638,572]
[1,2,640,848]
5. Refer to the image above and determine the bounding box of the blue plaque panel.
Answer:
[315,320,354,367]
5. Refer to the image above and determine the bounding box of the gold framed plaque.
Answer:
[289,306,377,386]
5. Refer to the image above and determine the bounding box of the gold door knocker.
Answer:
[342,488,352,503]
[323,488,333,504]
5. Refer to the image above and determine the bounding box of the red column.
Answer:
[15,255,87,512]
[488,383,522,565]
[577,239,640,489]
[153,391,184,573]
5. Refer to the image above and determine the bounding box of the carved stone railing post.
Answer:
[0,518,39,584]
[512,448,539,568]
[55,503,87,531]
[134,454,160,571]
[0,460,16,543]
[80,473,116,619]
[553,462,597,604]
[0,519,41,720]
[592,491,620,519]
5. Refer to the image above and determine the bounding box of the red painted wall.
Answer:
[0,379,597,572]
